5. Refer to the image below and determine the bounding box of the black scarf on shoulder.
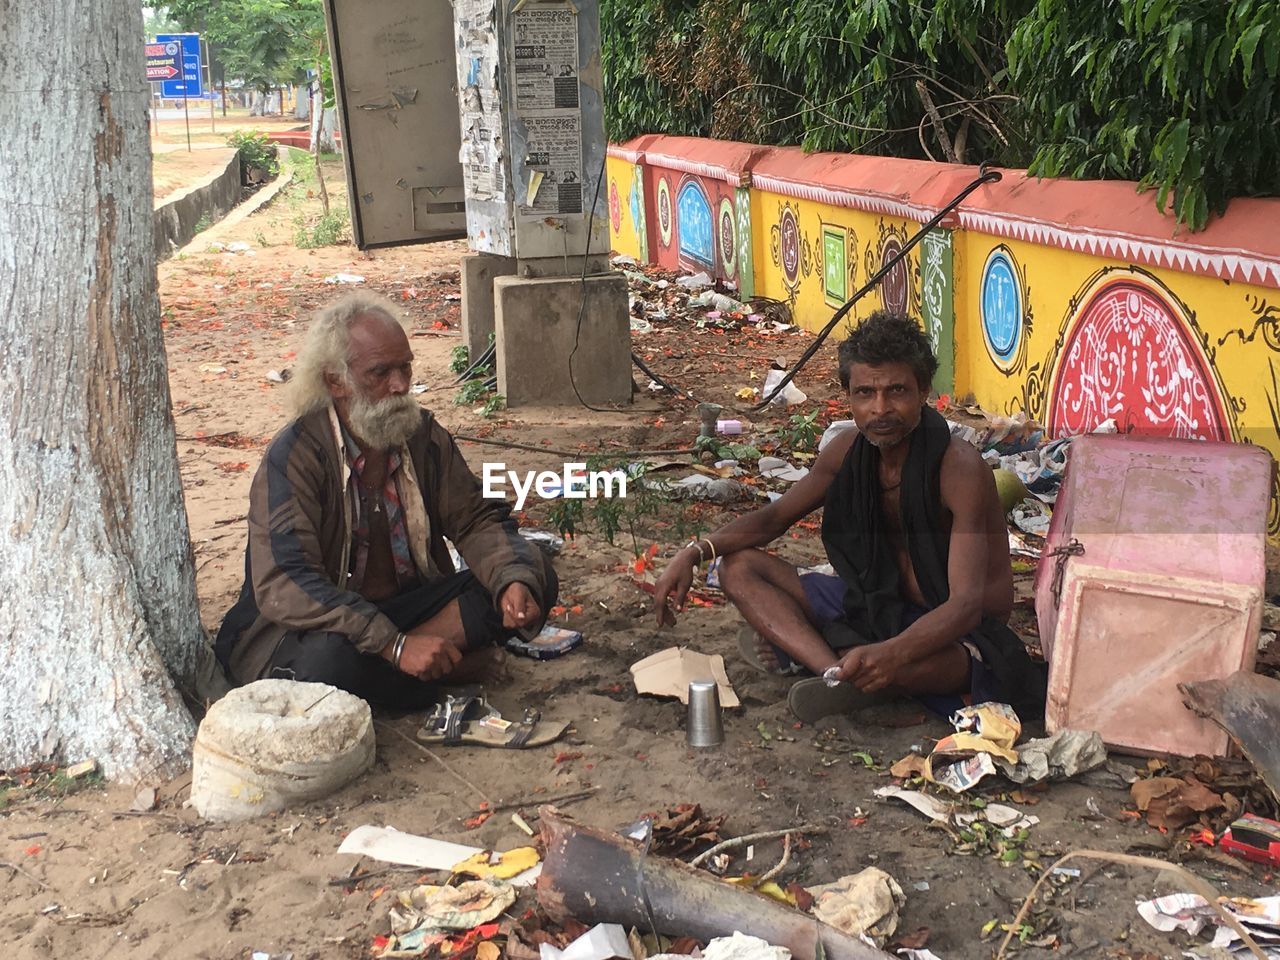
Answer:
[820,405,1046,720]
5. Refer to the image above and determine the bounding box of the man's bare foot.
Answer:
[737,623,799,676]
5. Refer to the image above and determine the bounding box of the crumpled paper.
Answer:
[389,880,514,935]
[806,868,905,946]
[925,703,1021,792]
[995,729,1107,784]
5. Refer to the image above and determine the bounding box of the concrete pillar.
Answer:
[494,273,631,407]
[460,252,518,361]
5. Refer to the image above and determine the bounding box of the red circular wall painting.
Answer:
[1048,276,1230,440]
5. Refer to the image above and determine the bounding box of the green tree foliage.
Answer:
[162,0,326,93]
[602,0,1280,229]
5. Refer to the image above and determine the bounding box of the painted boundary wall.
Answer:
[606,136,1280,534]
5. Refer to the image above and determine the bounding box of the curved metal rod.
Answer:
[752,162,1002,411]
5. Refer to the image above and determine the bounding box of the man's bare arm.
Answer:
[652,428,856,624]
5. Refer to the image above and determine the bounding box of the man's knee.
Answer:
[268,632,367,687]
[538,552,559,611]
[718,549,763,600]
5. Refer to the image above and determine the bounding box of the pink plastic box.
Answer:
[1033,435,1271,757]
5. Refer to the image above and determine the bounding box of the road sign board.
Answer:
[145,41,181,80]
[155,33,203,98]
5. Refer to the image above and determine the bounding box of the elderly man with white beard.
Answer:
[215,292,557,708]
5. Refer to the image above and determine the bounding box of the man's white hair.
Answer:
[289,291,409,417]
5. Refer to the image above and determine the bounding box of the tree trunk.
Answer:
[0,0,208,781]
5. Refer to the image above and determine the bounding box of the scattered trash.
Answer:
[689,291,746,313]
[1009,499,1050,537]
[198,363,228,374]
[668,474,746,504]
[994,730,1107,784]
[505,625,583,660]
[452,846,541,881]
[66,759,98,779]
[538,811,883,960]
[1131,775,1227,831]
[1137,891,1280,954]
[676,271,713,289]
[717,419,744,435]
[265,368,290,384]
[703,933,793,960]
[818,420,858,452]
[872,786,954,823]
[336,826,542,886]
[323,272,365,284]
[1180,670,1280,803]
[539,923,633,960]
[924,703,1021,793]
[807,869,905,947]
[631,317,653,335]
[889,755,929,779]
[758,457,810,483]
[630,647,740,708]
[761,368,807,407]
[130,786,158,812]
[393,880,515,933]
[1219,814,1280,869]
[955,804,1039,838]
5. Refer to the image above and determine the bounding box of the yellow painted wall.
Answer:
[749,190,921,333]
[605,155,646,262]
[953,230,1280,530]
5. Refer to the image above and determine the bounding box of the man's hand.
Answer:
[393,633,463,681]
[498,581,541,630]
[835,641,907,693]
[653,546,699,627]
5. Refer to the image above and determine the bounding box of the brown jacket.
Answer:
[216,406,553,684]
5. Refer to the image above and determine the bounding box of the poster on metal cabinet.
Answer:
[512,4,583,218]
[512,7,579,111]
[519,114,583,216]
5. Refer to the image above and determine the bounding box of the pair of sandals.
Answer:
[736,624,893,723]
[416,693,568,749]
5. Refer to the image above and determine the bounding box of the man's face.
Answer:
[846,361,925,449]
[327,313,421,449]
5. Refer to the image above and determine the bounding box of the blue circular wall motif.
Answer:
[981,248,1023,369]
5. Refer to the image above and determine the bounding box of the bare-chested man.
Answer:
[653,311,1044,722]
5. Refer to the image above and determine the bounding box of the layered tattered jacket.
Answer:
[216,406,552,684]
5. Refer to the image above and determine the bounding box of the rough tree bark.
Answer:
[0,0,209,780]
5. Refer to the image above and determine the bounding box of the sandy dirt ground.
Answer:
[2,140,1278,960]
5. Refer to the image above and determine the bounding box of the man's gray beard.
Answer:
[347,392,422,450]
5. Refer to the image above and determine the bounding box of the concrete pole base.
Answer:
[460,252,517,361]
[494,272,632,407]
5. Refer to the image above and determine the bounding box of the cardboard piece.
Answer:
[630,647,740,708]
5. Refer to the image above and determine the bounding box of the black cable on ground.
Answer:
[631,350,695,400]
[453,343,496,385]
[751,162,1002,410]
